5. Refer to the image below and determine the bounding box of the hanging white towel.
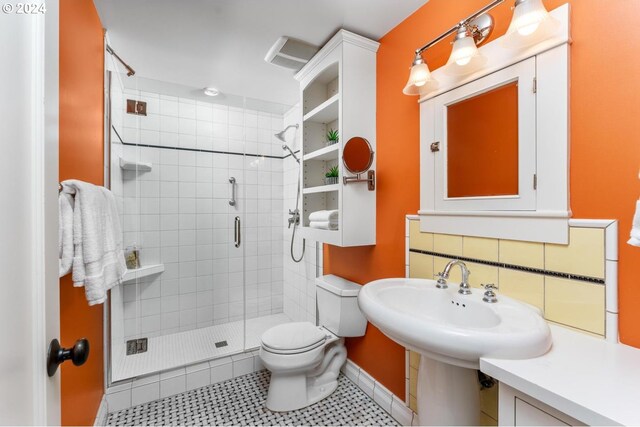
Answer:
[310,221,338,231]
[628,200,640,247]
[309,210,339,223]
[58,189,74,277]
[64,180,126,305]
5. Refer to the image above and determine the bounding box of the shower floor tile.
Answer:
[106,370,398,426]
[112,313,291,382]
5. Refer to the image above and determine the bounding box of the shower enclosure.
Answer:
[105,64,319,385]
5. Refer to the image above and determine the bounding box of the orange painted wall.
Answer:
[325,0,640,400]
[59,0,105,424]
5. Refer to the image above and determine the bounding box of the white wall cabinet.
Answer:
[294,30,378,247]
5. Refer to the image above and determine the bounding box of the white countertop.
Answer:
[480,324,640,426]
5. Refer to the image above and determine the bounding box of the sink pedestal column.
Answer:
[417,356,480,426]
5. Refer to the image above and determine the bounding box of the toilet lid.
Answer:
[261,322,327,354]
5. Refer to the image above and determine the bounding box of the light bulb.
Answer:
[504,0,559,48]
[445,33,485,75]
[410,63,430,87]
[452,36,478,64]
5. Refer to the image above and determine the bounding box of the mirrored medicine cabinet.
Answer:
[419,5,570,244]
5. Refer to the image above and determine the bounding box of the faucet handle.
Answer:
[481,283,498,303]
[434,272,448,289]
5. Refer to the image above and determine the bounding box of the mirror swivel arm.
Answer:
[343,170,375,191]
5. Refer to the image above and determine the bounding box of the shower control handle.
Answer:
[229,177,236,206]
[234,216,241,248]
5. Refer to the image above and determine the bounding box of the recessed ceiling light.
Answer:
[204,87,219,97]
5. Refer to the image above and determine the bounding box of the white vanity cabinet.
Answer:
[294,30,378,247]
[500,384,584,426]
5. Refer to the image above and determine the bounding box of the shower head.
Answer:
[275,124,299,142]
[282,144,300,163]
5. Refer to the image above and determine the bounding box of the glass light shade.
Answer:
[445,36,486,76]
[448,36,478,66]
[503,0,560,48]
[403,62,432,96]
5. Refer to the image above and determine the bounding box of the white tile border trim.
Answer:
[342,359,417,426]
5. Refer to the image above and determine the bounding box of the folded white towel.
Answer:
[58,190,74,277]
[628,200,640,247]
[64,180,126,305]
[310,221,338,230]
[309,210,339,223]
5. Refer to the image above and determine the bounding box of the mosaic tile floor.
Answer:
[106,370,398,426]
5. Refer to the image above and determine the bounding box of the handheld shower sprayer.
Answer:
[276,123,306,262]
[282,144,300,163]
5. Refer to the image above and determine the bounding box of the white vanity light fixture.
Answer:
[403,0,503,95]
[503,0,560,48]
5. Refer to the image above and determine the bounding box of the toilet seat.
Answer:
[261,322,327,355]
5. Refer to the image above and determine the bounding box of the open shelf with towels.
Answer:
[295,30,378,247]
[122,264,164,283]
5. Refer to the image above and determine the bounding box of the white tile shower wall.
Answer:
[281,104,320,324]
[112,88,285,341]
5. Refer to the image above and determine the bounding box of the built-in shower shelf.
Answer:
[303,144,339,162]
[120,157,152,172]
[303,94,339,124]
[122,264,164,283]
[302,184,340,194]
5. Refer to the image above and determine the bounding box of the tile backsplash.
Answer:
[405,217,617,338]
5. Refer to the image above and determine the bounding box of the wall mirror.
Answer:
[343,136,375,190]
[343,136,374,174]
[447,80,518,198]
[434,57,536,212]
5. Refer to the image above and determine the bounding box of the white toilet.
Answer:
[259,274,367,412]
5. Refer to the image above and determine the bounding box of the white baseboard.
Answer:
[341,359,418,426]
[93,394,108,426]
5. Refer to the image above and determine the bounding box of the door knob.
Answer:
[47,338,90,377]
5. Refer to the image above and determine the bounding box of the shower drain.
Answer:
[215,340,228,348]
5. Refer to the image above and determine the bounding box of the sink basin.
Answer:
[358,277,552,425]
[358,278,551,369]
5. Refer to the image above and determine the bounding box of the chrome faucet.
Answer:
[439,260,472,295]
[287,209,300,229]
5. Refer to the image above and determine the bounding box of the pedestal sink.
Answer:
[358,278,551,425]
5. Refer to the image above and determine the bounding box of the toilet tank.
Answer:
[316,274,367,337]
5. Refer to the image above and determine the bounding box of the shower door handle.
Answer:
[234,216,241,248]
[229,177,236,206]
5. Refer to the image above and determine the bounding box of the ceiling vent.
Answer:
[264,36,318,71]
